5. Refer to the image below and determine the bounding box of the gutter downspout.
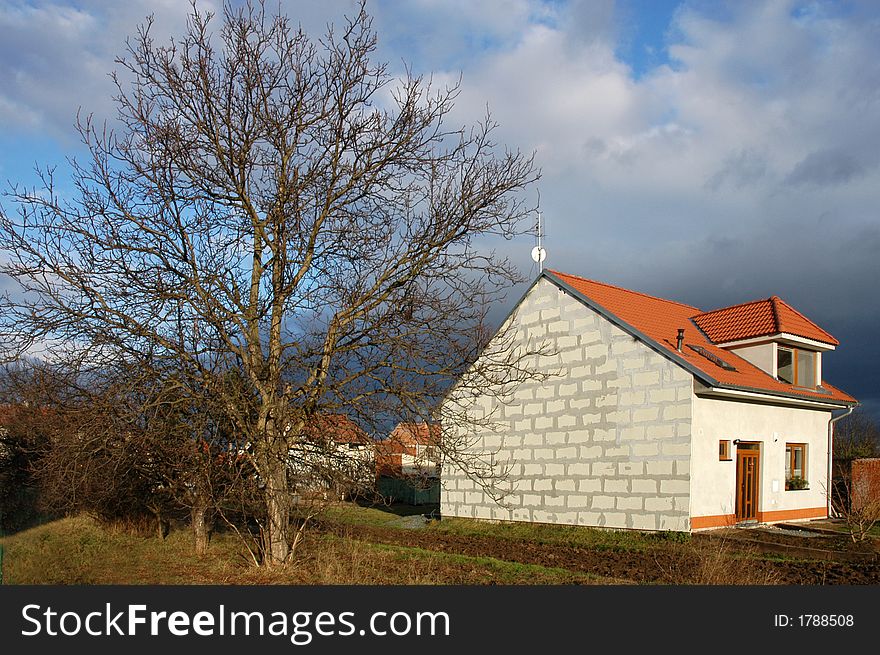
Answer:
[827,406,856,518]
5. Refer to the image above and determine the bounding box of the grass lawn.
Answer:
[324,502,687,552]
[822,520,880,539]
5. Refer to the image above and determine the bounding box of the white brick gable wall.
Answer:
[441,277,693,531]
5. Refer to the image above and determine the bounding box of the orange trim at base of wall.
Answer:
[690,507,827,530]
[690,514,736,530]
[757,507,827,523]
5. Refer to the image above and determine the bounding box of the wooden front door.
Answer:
[736,447,760,522]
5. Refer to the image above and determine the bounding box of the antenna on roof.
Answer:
[530,191,547,272]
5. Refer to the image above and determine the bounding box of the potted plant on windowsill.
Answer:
[786,476,809,491]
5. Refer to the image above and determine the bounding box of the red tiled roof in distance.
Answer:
[303,414,371,445]
[376,422,439,458]
[376,422,440,477]
[387,421,440,447]
[693,296,839,346]
[546,270,855,405]
[0,404,63,433]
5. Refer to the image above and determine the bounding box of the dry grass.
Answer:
[689,539,781,585]
[2,508,813,585]
[0,515,596,585]
[428,516,660,552]
[654,535,781,585]
[0,515,241,584]
[300,528,607,584]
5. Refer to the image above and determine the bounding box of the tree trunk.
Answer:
[149,505,169,539]
[191,492,211,556]
[254,407,292,566]
[262,451,290,565]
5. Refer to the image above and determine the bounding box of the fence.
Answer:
[377,476,440,506]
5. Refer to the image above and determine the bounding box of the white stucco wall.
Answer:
[690,395,832,523]
[727,342,775,377]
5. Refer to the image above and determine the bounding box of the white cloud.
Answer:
[0,1,199,138]
[0,0,358,139]
[3,0,877,292]
[398,2,880,415]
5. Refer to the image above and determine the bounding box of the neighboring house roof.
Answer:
[545,270,856,407]
[692,296,839,346]
[303,414,371,445]
[376,421,440,477]
[388,421,441,446]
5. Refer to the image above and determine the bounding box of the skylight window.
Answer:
[686,344,737,371]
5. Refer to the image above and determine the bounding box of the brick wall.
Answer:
[851,458,880,511]
[441,277,693,531]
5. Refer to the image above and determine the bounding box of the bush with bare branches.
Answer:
[832,467,880,543]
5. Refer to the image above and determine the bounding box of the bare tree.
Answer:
[0,364,158,529]
[834,410,880,462]
[1,361,248,552]
[0,366,71,533]
[129,372,254,553]
[0,1,540,565]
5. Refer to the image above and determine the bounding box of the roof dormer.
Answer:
[691,296,836,388]
[692,296,838,347]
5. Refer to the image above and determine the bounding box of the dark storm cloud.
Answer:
[705,148,768,191]
[785,148,870,187]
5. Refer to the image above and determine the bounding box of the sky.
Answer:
[0,0,878,417]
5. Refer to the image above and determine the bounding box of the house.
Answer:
[289,414,375,500]
[377,422,441,477]
[440,270,857,531]
[375,422,441,505]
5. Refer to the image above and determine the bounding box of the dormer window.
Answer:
[777,346,816,388]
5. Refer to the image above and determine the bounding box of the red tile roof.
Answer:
[693,296,839,345]
[303,414,371,445]
[388,421,441,446]
[546,270,855,406]
[376,422,440,477]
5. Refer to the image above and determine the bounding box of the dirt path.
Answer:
[317,522,880,584]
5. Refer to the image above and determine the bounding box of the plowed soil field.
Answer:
[318,520,880,584]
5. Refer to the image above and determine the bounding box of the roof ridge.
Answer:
[769,296,781,334]
[548,270,701,311]
[694,296,774,318]
[771,296,838,343]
